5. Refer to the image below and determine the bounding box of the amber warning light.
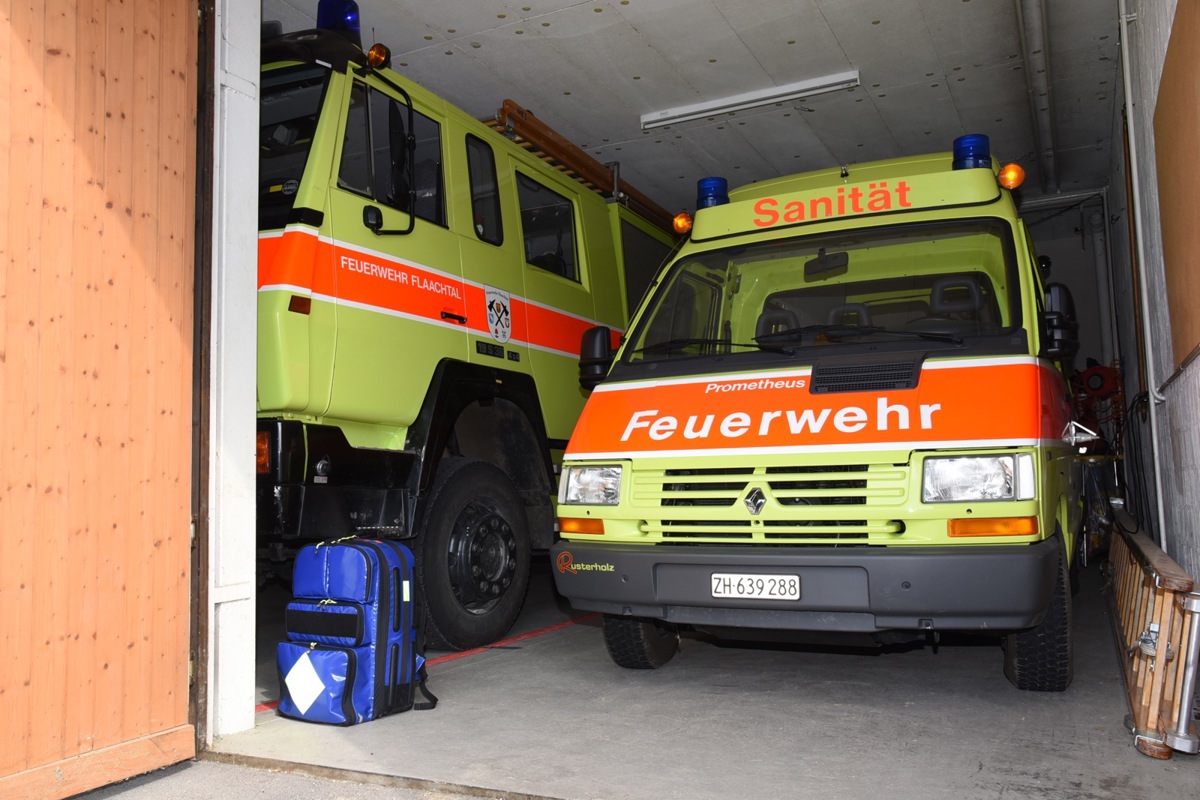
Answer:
[998,163,1026,190]
[367,43,391,69]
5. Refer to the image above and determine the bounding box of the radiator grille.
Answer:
[631,462,909,544]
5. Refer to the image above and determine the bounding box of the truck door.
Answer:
[454,134,533,380]
[324,77,468,429]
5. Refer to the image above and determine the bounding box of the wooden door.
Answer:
[0,2,198,797]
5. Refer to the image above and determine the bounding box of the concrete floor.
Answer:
[194,555,1200,800]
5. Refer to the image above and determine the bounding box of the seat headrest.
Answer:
[827,303,872,327]
[931,276,982,314]
[755,308,798,338]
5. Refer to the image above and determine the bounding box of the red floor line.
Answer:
[256,612,601,714]
[425,612,601,667]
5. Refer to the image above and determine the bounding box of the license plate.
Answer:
[710,573,800,600]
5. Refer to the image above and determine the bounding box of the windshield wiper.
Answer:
[635,337,793,356]
[756,324,962,346]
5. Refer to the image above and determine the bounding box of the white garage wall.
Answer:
[206,0,261,740]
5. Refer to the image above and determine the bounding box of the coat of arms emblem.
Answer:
[485,287,512,344]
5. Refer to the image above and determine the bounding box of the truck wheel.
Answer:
[1003,540,1073,691]
[603,615,679,669]
[417,458,531,650]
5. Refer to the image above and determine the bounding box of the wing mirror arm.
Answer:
[363,205,414,236]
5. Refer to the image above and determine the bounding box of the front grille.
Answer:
[631,462,908,544]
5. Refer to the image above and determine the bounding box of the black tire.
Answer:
[416,458,531,650]
[603,615,679,669]
[1003,539,1073,691]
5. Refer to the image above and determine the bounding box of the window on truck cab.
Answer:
[338,82,446,226]
[516,171,578,281]
[466,135,503,245]
[620,218,674,315]
[619,219,1026,374]
[259,64,331,231]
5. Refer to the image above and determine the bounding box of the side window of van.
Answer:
[339,83,446,227]
[516,171,577,281]
[466,135,502,245]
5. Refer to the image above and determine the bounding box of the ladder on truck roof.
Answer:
[487,99,677,237]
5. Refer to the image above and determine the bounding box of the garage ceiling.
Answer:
[263,0,1121,215]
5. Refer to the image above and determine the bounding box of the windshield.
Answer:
[623,220,1023,367]
[259,65,330,231]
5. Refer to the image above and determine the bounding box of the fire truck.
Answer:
[552,136,1086,691]
[256,2,676,649]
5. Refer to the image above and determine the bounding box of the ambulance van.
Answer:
[551,135,1084,691]
[255,2,676,650]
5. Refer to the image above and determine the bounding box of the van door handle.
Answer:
[441,311,468,324]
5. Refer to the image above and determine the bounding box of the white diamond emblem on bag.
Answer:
[285,651,326,714]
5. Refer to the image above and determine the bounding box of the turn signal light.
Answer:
[256,432,271,474]
[558,517,605,535]
[998,162,1026,190]
[673,212,693,235]
[948,516,1038,537]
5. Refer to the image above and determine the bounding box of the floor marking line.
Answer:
[255,612,601,714]
[425,612,601,667]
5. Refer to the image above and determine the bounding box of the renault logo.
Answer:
[743,487,766,516]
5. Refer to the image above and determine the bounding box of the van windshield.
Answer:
[622,220,1024,366]
[259,65,330,231]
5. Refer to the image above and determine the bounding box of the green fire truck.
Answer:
[552,136,1086,691]
[255,8,676,649]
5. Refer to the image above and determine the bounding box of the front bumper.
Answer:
[550,536,1060,633]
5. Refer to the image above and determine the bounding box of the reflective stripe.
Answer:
[259,228,617,358]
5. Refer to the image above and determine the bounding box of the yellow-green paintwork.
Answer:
[564,152,1083,561]
[258,55,673,453]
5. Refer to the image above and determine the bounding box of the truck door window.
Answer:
[338,83,446,227]
[620,219,674,314]
[516,172,578,281]
[466,135,502,245]
[633,264,725,360]
[259,65,330,231]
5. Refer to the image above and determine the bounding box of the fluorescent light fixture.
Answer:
[640,70,860,130]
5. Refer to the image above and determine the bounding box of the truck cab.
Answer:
[552,136,1084,690]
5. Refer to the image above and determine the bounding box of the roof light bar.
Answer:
[640,70,860,131]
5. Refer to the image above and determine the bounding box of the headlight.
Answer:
[560,465,622,505]
[922,454,1035,502]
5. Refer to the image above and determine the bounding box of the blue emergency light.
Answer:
[697,176,730,208]
[317,0,362,47]
[952,134,992,170]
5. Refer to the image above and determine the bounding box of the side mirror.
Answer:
[363,205,384,233]
[1040,282,1079,361]
[579,326,615,391]
[362,204,414,236]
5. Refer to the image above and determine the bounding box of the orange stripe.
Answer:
[259,230,604,355]
[565,360,1070,456]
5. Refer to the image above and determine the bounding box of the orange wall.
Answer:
[0,1,198,796]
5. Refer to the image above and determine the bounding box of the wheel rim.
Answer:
[445,499,518,614]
